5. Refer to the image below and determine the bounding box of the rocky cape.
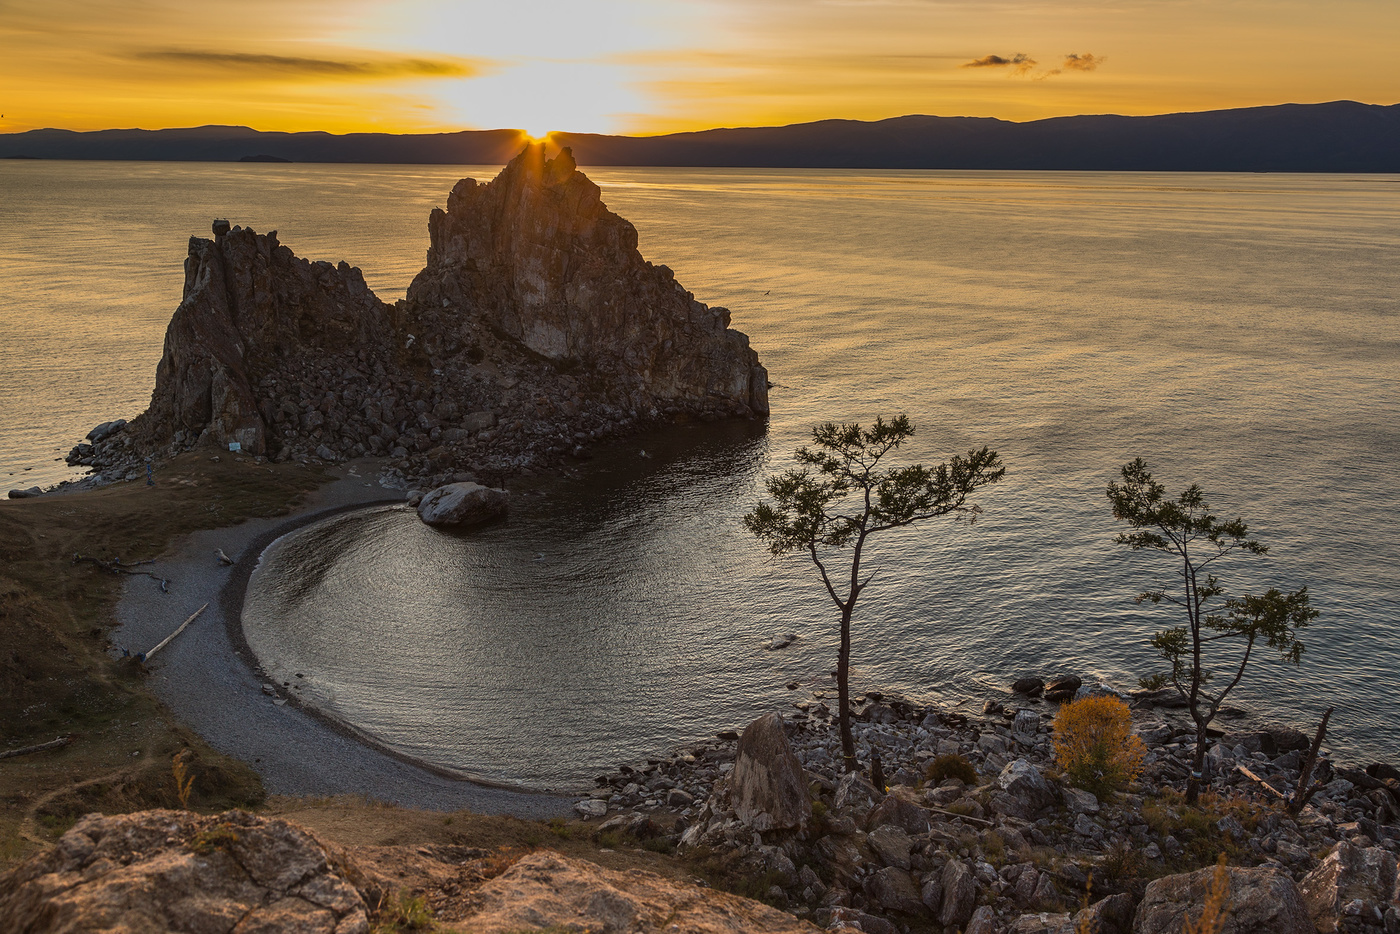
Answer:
[65,143,768,489]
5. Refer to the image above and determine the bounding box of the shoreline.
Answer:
[113,456,574,817]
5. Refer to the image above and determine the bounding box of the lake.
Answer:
[3,160,1397,787]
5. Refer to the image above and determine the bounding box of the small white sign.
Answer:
[228,442,242,453]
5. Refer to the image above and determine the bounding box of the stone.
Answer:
[416,482,509,527]
[1074,682,1124,702]
[7,486,42,499]
[920,874,943,913]
[667,788,695,808]
[833,772,883,814]
[1009,913,1075,933]
[729,712,812,832]
[865,788,931,835]
[966,905,999,933]
[867,825,913,870]
[998,758,1057,814]
[939,859,976,928]
[461,410,496,432]
[0,809,367,934]
[86,418,127,442]
[1134,722,1173,745]
[1012,677,1045,695]
[1299,840,1399,933]
[766,633,798,650]
[462,850,813,933]
[574,799,608,818]
[1045,675,1082,694]
[1133,865,1315,934]
[864,867,924,915]
[1063,787,1101,814]
[1013,708,1041,740]
[1073,892,1134,934]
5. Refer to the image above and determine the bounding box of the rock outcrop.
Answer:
[461,850,816,933]
[0,809,369,934]
[82,143,766,487]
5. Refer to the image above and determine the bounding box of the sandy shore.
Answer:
[114,458,573,818]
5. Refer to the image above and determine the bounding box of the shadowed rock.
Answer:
[730,712,811,832]
[416,481,508,527]
[120,143,767,480]
[1133,865,1314,934]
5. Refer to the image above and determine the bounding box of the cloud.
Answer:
[132,49,482,81]
[1062,52,1104,72]
[962,53,1037,75]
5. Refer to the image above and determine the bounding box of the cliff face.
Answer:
[106,144,766,484]
[406,145,767,412]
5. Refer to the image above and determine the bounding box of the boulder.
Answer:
[864,867,925,915]
[1063,787,1101,814]
[729,712,812,832]
[86,418,127,442]
[1009,913,1075,933]
[1133,866,1315,934]
[1012,677,1045,695]
[1045,675,1082,694]
[7,486,42,499]
[1013,708,1041,740]
[833,772,883,814]
[866,825,913,870]
[0,809,367,934]
[1299,840,1399,933]
[998,758,1058,814]
[416,482,509,527]
[1073,892,1134,934]
[574,799,608,818]
[966,905,999,933]
[939,859,977,928]
[1074,682,1126,702]
[461,410,496,432]
[865,788,931,835]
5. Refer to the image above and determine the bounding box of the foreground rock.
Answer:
[0,809,368,934]
[78,142,768,489]
[462,850,817,933]
[1133,865,1316,934]
[416,481,509,527]
[1299,840,1399,932]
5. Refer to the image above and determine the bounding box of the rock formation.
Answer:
[77,143,767,487]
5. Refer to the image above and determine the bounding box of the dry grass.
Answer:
[0,452,325,864]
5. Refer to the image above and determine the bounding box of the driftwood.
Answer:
[140,603,208,661]
[1288,705,1334,816]
[925,804,994,827]
[1236,765,1288,800]
[73,553,169,592]
[0,735,73,760]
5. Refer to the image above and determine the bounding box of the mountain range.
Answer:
[2,101,1397,171]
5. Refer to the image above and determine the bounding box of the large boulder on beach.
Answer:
[416,482,509,527]
[0,809,368,934]
[730,712,811,832]
[1133,865,1314,934]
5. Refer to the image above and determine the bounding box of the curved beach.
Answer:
[113,458,573,817]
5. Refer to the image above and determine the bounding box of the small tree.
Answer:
[1107,458,1317,804]
[744,415,1004,771]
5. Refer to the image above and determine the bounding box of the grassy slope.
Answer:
[0,452,326,863]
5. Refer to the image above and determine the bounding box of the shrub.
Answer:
[1052,695,1146,799]
[925,753,979,785]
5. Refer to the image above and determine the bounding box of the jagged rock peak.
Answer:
[111,148,766,484]
[408,142,769,410]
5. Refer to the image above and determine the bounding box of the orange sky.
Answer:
[2,0,1397,135]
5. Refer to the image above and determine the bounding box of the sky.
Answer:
[1,0,1397,136]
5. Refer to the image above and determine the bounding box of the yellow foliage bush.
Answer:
[1052,695,1146,799]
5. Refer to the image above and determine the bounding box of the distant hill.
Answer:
[2,101,1397,171]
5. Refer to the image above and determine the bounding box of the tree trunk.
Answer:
[837,604,856,771]
[1187,721,1207,804]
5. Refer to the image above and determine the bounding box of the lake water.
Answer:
[3,161,1398,788]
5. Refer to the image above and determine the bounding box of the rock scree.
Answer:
[73,142,768,490]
